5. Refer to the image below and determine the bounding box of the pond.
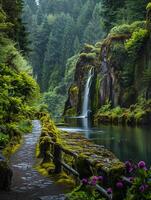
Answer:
[58,117,151,166]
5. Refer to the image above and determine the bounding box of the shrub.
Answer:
[110,24,132,35]
[146,3,151,11]
[80,52,96,61]
[0,133,9,147]
[125,28,149,58]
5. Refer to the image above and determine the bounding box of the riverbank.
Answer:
[94,100,151,126]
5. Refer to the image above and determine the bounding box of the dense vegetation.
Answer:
[23,0,150,117]
[0,1,39,148]
[64,2,151,126]
[23,0,105,116]
[1,0,151,199]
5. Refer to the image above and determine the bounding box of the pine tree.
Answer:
[73,36,81,54]
[1,0,29,54]
[125,0,150,23]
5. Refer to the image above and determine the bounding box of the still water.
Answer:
[59,118,151,166]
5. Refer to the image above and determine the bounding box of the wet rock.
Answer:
[0,160,13,191]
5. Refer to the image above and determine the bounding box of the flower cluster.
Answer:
[81,176,103,186]
[81,160,151,199]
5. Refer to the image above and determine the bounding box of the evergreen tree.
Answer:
[83,3,105,44]
[73,36,81,54]
[125,0,150,22]
[1,0,29,54]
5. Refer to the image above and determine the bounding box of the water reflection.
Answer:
[59,118,151,166]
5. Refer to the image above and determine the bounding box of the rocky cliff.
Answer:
[64,4,151,126]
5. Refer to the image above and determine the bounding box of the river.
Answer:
[59,118,151,166]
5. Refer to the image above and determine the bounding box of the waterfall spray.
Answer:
[82,67,94,118]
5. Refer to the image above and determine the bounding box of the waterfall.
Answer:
[82,67,94,118]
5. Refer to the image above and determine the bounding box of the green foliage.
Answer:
[146,3,151,11]
[67,185,106,200]
[110,21,146,36]
[41,54,79,117]
[95,99,151,126]
[23,0,105,105]
[0,133,9,147]
[0,6,39,146]
[101,0,149,32]
[98,101,112,113]
[125,29,149,58]
[1,0,29,54]
[125,169,151,200]
[18,120,32,133]
[80,52,96,60]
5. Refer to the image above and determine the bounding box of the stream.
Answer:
[59,118,151,166]
[0,120,67,200]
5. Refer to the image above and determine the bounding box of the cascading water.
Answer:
[82,67,94,118]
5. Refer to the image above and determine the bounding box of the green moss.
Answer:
[56,172,75,187]
[80,52,96,61]
[35,164,49,177]
[65,108,77,116]
[146,3,151,11]
[70,85,79,96]
[109,21,146,36]
[3,138,22,159]
[125,28,149,58]
[84,43,95,52]
[92,75,100,113]
[94,100,151,126]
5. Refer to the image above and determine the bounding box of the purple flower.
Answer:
[125,161,133,173]
[107,188,113,195]
[92,176,99,181]
[125,161,132,168]
[82,178,88,185]
[139,185,145,193]
[138,161,146,169]
[90,179,97,186]
[116,181,124,189]
[98,176,103,181]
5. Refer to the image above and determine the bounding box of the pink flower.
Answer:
[92,176,99,181]
[90,179,97,186]
[98,176,103,181]
[81,178,88,185]
[116,181,124,189]
[107,188,112,194]
[138,161,146,169]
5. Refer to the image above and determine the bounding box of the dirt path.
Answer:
[0,120,69,200]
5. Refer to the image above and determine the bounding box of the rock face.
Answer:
[0,158,13,191]
[64,6,151,125]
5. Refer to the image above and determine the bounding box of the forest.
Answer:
[0,0,151,200]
